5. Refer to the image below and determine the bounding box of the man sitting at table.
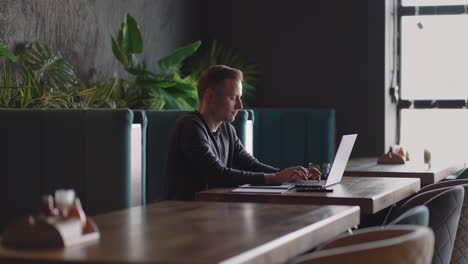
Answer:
[166,65,321,200]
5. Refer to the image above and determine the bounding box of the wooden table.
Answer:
[344,157,466,186]
[0,201,360,264]
[196,177,420,215]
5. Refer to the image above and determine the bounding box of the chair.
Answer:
[391,186,464,264]
[456,168,468,180]
[406,179,468,264]
[387,205,429,226]
[288,225,434,264]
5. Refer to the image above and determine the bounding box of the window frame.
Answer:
[397,1,468,108]
[396,0,468,143]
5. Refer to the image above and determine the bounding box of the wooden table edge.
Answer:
[220,205,360,264]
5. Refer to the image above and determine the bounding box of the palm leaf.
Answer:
[147,88,165,109]
[137,79,177,89]
[0,43,18,62]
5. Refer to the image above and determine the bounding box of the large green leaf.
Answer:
[121,13,143,54]
[111,37,129,68]
[158,40,201,75]
[0,44,18,62]
[23,42,78,91]
[159,88,193,109]
[125,66,158,78]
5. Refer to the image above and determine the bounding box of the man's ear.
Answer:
[205,88,214,103]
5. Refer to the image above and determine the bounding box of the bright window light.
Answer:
[400,109,468,162]
[403,0,468,6]
[401,15,468,99]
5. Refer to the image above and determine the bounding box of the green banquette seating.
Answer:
[252,108,335,169]
[0,109,134,230]
[142,108,335,202]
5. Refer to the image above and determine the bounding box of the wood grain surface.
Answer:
[344,157,466,185]
[196,177,420,215]
[0,201,360,264]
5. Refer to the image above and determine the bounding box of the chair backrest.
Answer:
[408,180,468,264]
[394,186,465,264]
[388,205,429,226]
[288,225,434,264]
[0,109,134,230]
[419,179,468,193]
[143,109,253,202]
[252,108,335,169]
[455,168,468,180]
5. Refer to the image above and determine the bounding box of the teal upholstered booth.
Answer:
[143,109,253,202]
[0,109,134,230]
[252,108,335,169]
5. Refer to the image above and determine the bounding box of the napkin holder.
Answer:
[2,216,100,249]
[377,151,406,165]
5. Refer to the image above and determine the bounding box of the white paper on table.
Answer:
[231,188,289,194]
[237,184,294,190]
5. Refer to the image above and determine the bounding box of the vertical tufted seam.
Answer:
[81,110,88,211]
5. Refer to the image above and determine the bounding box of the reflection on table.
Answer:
[0,201,360,264]
[345,157,465,186]
[196,177,420,215]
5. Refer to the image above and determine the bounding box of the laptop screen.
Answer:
[325,134,357,187]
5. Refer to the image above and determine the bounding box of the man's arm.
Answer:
[179,119,266,187]
[229,124,321,183]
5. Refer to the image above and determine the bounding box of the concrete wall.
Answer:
[0,0,200,83]
[200,0,395,157]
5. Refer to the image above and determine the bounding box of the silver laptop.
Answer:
[295,134,357,188]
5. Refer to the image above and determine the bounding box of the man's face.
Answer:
[209,78,243,122]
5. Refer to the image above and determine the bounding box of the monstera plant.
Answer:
[0,42,81,108]
[23,42,79,92]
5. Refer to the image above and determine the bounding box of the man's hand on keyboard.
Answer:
[307,167,321,181]
[265,166,310,184]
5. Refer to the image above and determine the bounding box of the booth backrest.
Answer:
[143,109,253,202]
[0,109,134,230]
[252,108,335,169]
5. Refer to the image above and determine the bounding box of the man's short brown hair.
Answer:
[197,65,243,101]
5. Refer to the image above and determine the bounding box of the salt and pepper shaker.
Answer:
[424,149,431,169]
[54,189,75,217]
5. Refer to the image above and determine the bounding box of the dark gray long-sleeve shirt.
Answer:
[165,111,279,200]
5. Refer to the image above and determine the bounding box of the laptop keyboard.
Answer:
[294,180,327,187]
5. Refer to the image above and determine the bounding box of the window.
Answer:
[397,0,468,162]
